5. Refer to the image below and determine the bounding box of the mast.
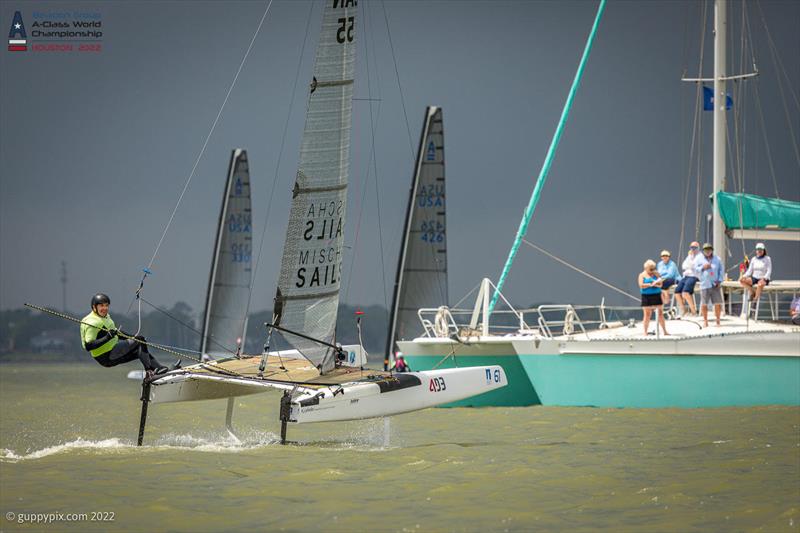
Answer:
[713,0,727,262]
[385,106,437,370]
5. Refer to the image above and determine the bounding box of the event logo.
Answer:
[8,11,27,51]
[7,9,103,53]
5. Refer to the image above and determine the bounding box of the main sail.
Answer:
[273,0,357,373]
[200,149,252,359]
[386,106,448,364]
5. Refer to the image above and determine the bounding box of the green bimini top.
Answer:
[716,192,800,231]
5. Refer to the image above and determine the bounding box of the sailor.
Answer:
[80,293,168,377]
[392,354,411,372]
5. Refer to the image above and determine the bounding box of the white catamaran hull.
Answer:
[290,366,507,423]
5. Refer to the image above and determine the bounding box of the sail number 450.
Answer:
[429,377,446,392]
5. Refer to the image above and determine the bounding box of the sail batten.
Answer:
[201,149,253,359]
[273,0,357,373]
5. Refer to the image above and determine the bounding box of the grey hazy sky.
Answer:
[1,0,798,316]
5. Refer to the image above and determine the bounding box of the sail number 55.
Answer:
[337,17,354,43]
[429,377,446,392]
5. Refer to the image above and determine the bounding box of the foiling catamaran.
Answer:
[137,0,506,445]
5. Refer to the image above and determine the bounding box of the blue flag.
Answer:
[703,86,733,111]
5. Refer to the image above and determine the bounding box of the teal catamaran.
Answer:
[401,0,800,408]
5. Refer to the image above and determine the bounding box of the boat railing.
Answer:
[417,306,530,338]
[530,304,589,339]
[417,301,661,339]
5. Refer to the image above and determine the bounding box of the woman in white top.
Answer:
[739,242,772,302]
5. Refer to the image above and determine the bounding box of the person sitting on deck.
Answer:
[392,354,411,372]
[739,243,772,308]
[80,293,168,378]
[694,243,724,327]
[790,296,800,326]
[656,250,681,307]
[674,241,700,317]
[638,259,668,336]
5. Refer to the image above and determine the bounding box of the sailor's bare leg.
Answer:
[657,307,668,335]
[674,292,686,315]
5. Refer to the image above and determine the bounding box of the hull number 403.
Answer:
[429,377,446,392]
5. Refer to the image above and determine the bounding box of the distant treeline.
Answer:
[0,303,391,361]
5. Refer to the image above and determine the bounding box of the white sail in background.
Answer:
[274,0,357,373]
[387,107,448,357]
[200,149,252,359]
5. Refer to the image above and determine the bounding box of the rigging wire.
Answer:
[693,0,709,244]
[678,0,708,259]
[752,82,781,199]
[366,42,390,313]
[755,0,800,170]
[380,0,415,161]
[138,296,237,357]
[128,0,274,332]
[343,0,383,304]
[144,0,274,275]
[521,238,639,302]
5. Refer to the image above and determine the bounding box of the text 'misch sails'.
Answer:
[273,0,357,373]
[386,106,448,361]
[200,149,253,359]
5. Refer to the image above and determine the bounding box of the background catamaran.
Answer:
[140,0,506,444]
[400,0,800,408]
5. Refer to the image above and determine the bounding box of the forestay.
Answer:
[200,149,252,358]
[274,0,357,373]
[387,107,448,356]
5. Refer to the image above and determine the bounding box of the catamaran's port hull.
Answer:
[147,374,287,403]
[401,329,800,408]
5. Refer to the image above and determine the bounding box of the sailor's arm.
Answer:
[83,328,118,351]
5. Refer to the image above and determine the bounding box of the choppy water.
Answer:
[1,363,798,532]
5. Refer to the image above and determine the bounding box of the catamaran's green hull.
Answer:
[401,328,800,408]
[402,354,540,407]
[519,353,800,408]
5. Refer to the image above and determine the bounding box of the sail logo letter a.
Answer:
[426,141,436,161]
[8,11,27,52]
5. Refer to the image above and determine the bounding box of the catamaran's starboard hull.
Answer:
[290,366,507,423]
